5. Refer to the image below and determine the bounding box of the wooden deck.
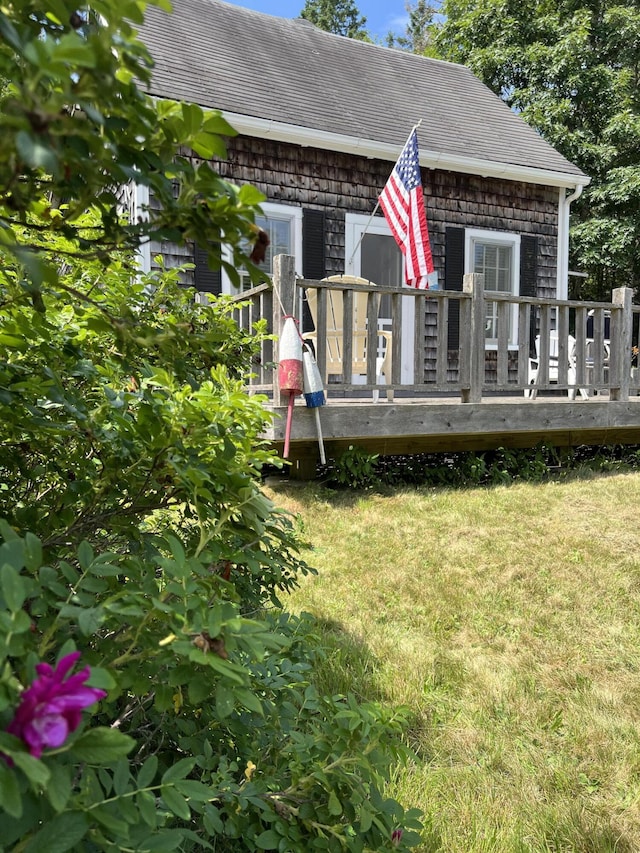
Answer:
[232,255,640,477]
[265,393,640,477]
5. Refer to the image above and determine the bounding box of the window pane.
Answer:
[239,213,293,291]
[361,233,403,288]
[361,233,402,320]
[473,239,514,340]
[473,240,512,294]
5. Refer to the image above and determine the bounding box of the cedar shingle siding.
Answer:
[216,136,558,295]
[150,135,558,296]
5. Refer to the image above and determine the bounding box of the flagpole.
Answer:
[347,119,423,270]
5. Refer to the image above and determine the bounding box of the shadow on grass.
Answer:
[301,612,435,765]
[303,613,388,703]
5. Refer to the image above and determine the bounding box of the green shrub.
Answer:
[0,0,423,849]
[320,443,640,491]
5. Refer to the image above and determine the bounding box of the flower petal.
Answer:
[24,714,69,754]
[53,652,82,681]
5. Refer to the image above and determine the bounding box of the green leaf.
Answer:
[52,33,97,68]
[0,521,19,542]
[78,606,104,636]
[72,727,135,764]
[91,804,130,835]
[1,564,26,611]
[113,758,130,796]
[137,829,192,852]
[328,791,343,816]
[255,829,281,850]
[46,763,72,813]
[137,754,159,788]
[16,131,58,173]
[23,533,42,572]
[235,687,264,716]
[174,779,213,801]
[239,184,267,205]
[161,757,196,784]
[137,789,158,827]
[215,682,235,719]
[161,784,191,820]
[188,676,213,705]
[12,752,51,788]
[85,667,116,691]
[77,540,94,570]
[24,811,89,853]
[0,761,22,818]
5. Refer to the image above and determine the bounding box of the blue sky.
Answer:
[222,0,409,41]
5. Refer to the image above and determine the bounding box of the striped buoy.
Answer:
[303,347,325,409]
[303,346,326,465]
[278,316,303,396]
[278,316,303,459]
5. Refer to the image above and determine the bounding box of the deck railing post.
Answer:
[461,273,485,403]
[272,254,298,405]
[610,286,633,401]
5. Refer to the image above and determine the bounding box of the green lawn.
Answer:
[270,471,640,852]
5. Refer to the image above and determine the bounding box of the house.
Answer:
[139,0,588,300]
[134,1,640,476]
[138,0,592,384]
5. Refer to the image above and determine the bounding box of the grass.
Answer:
[268,470,640,852]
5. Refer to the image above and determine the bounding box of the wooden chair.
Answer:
[303,275,393,402]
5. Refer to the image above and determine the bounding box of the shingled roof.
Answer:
[139,0,589,188]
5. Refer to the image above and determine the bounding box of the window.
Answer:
[465,229,520,345]
[223,202,302,294]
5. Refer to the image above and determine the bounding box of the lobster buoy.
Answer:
[278,316,303,459]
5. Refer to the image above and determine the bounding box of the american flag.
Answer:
[379,129,436,289]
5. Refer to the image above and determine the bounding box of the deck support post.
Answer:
[461,273,485,403]
[610,286,633,401]
[272,254,298,405]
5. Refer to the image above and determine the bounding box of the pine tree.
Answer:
[300,0,368,39]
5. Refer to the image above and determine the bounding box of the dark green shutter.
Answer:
[302,208,325,332]
[519,236,537,297]
[519,235,538,354]
[445,227,465,350]
[193,244,222,295]
[302,209,326,279]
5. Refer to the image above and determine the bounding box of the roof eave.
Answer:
[225,111,591,190]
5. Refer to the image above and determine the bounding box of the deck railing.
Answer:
[231,254,638,404]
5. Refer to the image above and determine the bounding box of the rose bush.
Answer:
[0,1,424,849]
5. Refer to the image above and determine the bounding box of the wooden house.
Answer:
[138,0,589,312]
[135,1,640,475]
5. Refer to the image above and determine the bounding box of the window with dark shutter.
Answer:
[519,235,538,354]
[193,244,222,296]
[302,208,326,332]
[445,227,465,350]
[519,236,538,297]
[302,209,326,279]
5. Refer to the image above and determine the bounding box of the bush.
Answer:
[0,0,423,848]
[0,264,422,850]
[320,443,640,490]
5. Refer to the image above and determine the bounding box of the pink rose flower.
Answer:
[7,652,106,758]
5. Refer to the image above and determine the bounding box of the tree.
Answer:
[386,0,441,55]
[432,0,640,300]
[300,0,368,39]
[0,1,424,849]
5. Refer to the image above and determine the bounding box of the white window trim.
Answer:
[464,228,521,349]
[221,201,303,295]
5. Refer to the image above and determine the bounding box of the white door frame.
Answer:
[344,213,415,383]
